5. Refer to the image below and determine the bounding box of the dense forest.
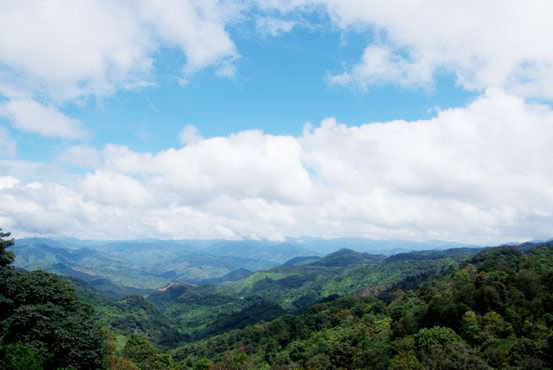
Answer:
[2,228,553,369]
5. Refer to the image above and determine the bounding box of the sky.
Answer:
[1,0,553,244]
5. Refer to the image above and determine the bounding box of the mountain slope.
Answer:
[139,246,479,345]
[171,240,553,369]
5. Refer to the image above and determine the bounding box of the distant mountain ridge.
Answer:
[13,237,323,290]
[13,237,476,294]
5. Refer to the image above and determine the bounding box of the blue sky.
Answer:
[1,1,553,243]
[12,20,476,162]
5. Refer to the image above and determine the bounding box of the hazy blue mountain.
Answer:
[13,240,167,287]
[292,237,472,255]
[280,255,322,267]
[13,240,121,271]
[13,237,474,292]
[311,248,383,267]
[13,238,313,289]
[188,268,255,286]
[204,240,322,263]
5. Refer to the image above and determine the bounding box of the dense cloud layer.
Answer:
[1,2,553,242]
[2,90,553,243]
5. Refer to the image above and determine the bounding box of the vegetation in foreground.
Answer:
[0,229,106,369]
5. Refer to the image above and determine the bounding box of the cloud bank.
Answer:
[2,1,553,243]
[2,90,553,243]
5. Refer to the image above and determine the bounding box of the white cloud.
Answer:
[329,45,433,89]
[0,160,48,181]
[0,0,153,102]
[138,0,240,74]
[81,171,153,207]
[2,1,552,106]
[0,126,16,157]
[0,176,19,190]
[0,99,85,139]
[179,125,203,146]
[101,130,313,205]
[0,0,240,103]
[258,0,553,99]
[3,90,553,243]
[58,145,102,168]
[256,17,296,37]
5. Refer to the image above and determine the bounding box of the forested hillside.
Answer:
[89,247,474,345]
[173,241,553,369]
[0,230,106,369]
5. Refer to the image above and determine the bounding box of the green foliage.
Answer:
[0,228,15,267]
[122,334,179,370]
[123,334,159,366]
[173,296,393,369]
[12,237,479,354]
[388,351,424,370]
[163,241,553,369]
[0,342,46,370]
[9,235,553,369]
[0,232,106,370]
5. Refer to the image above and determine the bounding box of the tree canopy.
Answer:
[0,230,107,369]
[0,228,14,267]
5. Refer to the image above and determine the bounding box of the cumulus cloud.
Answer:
[138,0,240,75]
[257,0,553,99]
[0,0,153,101]
[81,171,153,207]
[0,176,19,190]
[3,90,553,243]
[0,1,244,142]
[0,0,239,103]
[0,99,86,139]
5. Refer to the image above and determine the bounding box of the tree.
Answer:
[389,351,424,370]
[0,228,15,267]
[460,310,481,343]
[0,342,46,370]
[122,334,158,368]
[414,327,491,370]
[0,230,107,370]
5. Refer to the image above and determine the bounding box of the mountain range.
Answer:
[13,237,472,293]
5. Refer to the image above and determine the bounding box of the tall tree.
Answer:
[0,228,14,267]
